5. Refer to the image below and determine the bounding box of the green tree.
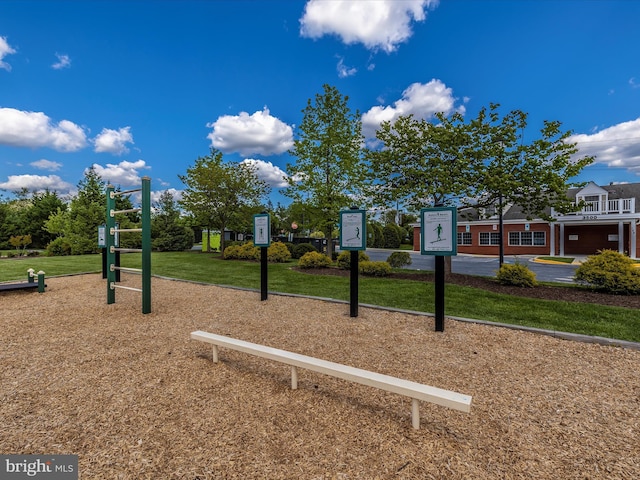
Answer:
[463,103,594,265]
[45,167,107,254]
[25,190,67,248]
[367,112,472,211]
[151,190,194,251]
[179,149,270,256]
[284,84,366,258]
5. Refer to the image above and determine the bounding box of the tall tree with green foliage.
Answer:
[45,167,107,254]
[284,84,366,258]
[367,111,472,211]
[179,149,270,256]
[464,103,594,218]
[151,190,194,251]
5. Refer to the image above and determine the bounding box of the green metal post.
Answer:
[106,184,116,305]
[141,176,152,314]
[37,271,45,293]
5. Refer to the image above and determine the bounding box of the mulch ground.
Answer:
[1,274,639,479]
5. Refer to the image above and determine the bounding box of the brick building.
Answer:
[412,182,640,259]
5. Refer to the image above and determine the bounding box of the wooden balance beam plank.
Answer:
[191,330,472,429]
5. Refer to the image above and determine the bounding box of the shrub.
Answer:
[283,242,295,256]
[359,260,392,277]
[496,263,537,287]
[298,251,332,269]
[382,224,401,249]
[292,242,317,259]
[575,249,640,295]
[336,250,370,269]
[267,242,292,262]
[46,237,72,256]
[386,251,412,268]
[224,242,259,260]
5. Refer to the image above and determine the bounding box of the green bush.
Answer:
[386,251,412,268]
[496,263,537,287]
[283,242,295,256]
[359,260,392,277]
[382,224,401,249]
[46,237,72,256]
[224,242,259,260]
[292,242,317,259]
[336,250,370,269]
[267,242,292,263]
[298,251,332,269]
[575,249,640,295]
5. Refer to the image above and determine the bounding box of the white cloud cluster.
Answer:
[0,174,73,193]
[336,57,357,78]
[207,107,294,156]
[361,79,466,140]
[241,158,289,188]
[150,188,183,206]
[30,159,63,171]
[0,107,87,151]
[300,0,438,53]
[52,53,71,70]
[94,126,134,155]
[569,117,640,173]
[90,159,149,187]
[0,36,16,71]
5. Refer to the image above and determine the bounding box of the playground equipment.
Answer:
[0,268,46,293]
[105,177,151,314]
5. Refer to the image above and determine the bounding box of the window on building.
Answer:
[509,231,546,246]
[479,232,500,245]
[457,232,472,245]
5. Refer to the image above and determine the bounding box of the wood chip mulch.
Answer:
[1,274,639,479]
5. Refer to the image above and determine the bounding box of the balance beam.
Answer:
[191,330,472,429]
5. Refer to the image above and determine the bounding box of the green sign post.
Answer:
[340,208,366,317]
[420,207,457,331]
[254,213,271,301]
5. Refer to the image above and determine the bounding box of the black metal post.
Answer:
[499,194,504,268]
[350,250,358,317]
[260,246,268,301]
[435,255,445,331]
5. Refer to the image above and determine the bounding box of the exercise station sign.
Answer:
[339,209,366,251]
[420,207,457,256]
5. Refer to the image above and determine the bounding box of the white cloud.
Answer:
[629,77,640,89]
[0,107,87,151]
[94,126,134,155]
[241,158,289,188]
[361,79,465,140]
[151,188,183,205]
[30,159,63,171]
[568,118,640,174]
[91,159,150,187]
[207,107,294,156]
[0,174,74,193]
[336,57,357,78]
[0,36,17,71]
[52,53,71,70]
[300,0,438,53]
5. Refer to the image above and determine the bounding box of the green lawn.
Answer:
[1,251,638,342]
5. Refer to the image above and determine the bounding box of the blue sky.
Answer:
[1,0,639,207]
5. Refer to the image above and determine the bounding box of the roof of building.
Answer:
[458,181,640,221]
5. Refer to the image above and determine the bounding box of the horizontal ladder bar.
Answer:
[110,247,143,253]
[110,188,142,198]
[110,207,142,217]
[110,227,142,234]
[111,266,142,274]
[110,283,142,292]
